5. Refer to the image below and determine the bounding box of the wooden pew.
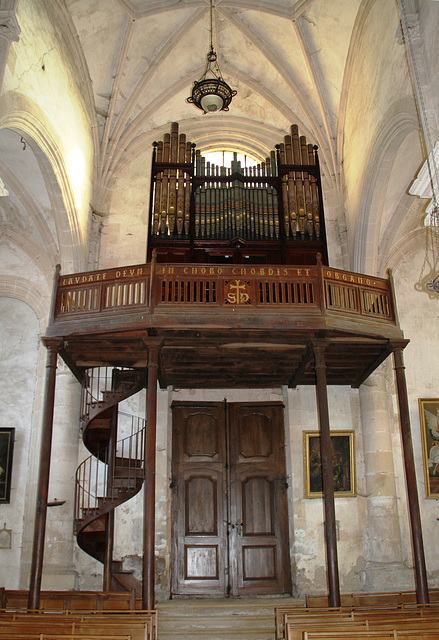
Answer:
[305,590,439,608]
[276,607,355,640]
[285,620,369,640]
[40,636,133,640]
[277,593,439,640]
[0,635,133,640]
[303,633,439,640]
[0,609,157,640]
[3,590,137,611]
[302,633,396,640]
[280,601,439,640]
[0,621,146,640]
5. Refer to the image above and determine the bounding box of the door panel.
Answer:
[172,404,227,595]
[229,404,291,595]
[172,402,291,597]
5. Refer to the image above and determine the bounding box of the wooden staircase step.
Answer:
[156,598,303,640]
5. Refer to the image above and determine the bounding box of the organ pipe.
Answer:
[150,121,323,246]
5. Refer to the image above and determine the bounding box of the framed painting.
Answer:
[303,430,356,498]
[0,428,15,503]
[418,398,439,499]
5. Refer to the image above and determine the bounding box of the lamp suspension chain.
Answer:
[209,0,213,51]
[186,0,236,113]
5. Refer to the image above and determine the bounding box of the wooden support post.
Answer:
[103,511,115,592]
[28,340,61,610]
[393,346,429,604]
[143,345,159,610]
[103,405,118,592]
[313,340,341,608]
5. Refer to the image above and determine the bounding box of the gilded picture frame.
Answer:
[0,428,15,504]
[303,430,356,498]
[418,398,439,499]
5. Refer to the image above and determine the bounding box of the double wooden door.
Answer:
[171,402,291,597]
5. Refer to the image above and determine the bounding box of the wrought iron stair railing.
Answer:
[74,420,146,533]
[74,367,146,592]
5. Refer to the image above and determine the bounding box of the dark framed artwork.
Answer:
[303,430,356,498]
[418,398,439,499]
[0,428,15,503]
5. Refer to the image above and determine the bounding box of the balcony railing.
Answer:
[50,257,397,331]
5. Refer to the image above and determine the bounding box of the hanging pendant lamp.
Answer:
[187,0,236,113]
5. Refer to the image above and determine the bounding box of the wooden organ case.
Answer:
[148,122,328,266]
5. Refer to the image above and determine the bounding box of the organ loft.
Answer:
[27,121,429,612]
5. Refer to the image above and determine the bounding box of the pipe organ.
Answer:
[148,122,327,265]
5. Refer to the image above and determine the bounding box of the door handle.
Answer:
[236,522,243,536]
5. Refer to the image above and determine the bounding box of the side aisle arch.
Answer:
[0,96,90,273]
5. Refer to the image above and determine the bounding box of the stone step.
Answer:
[156,597,303,640]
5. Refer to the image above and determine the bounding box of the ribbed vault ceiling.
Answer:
[66,0,362,190]
[2,0,434,278]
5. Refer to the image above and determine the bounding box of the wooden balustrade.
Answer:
[47,260,402,391]
[51,262,396,329]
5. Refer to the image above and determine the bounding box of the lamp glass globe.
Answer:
[200,93,223,112]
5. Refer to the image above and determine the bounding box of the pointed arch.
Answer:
[0,94,89,271]
[352,106,419,274]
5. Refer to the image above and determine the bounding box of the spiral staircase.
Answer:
[74,367,146,595]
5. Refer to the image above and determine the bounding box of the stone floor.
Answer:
[156,597,303,640]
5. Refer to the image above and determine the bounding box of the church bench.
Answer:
[73,611,157,640]
[302,632,396,640]
[0,621,76,633]
[369,621,439,632]
[305,590,439,608]
[278,605,439,640]
[350,608,439,630]
[302,631,439,640]
[0,635,133,640]
[285,620,369,640]
[276,607,351,639]
[0,610,156,640]
[393,634,439,639]
[38,635,134,640]
[0,622,146,640]
[6,610,156,620]
[353,612,439,625]
[2,590,137,611]
[276,598,439,639]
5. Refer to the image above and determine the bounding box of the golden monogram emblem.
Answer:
[225,280,251,305]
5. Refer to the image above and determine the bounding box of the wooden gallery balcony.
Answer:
[45,255,405,389]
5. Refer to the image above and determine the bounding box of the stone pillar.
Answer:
[359,371,405,586]
[143,345,159,610]
[154,387,172,601]
[43,361,81,590]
